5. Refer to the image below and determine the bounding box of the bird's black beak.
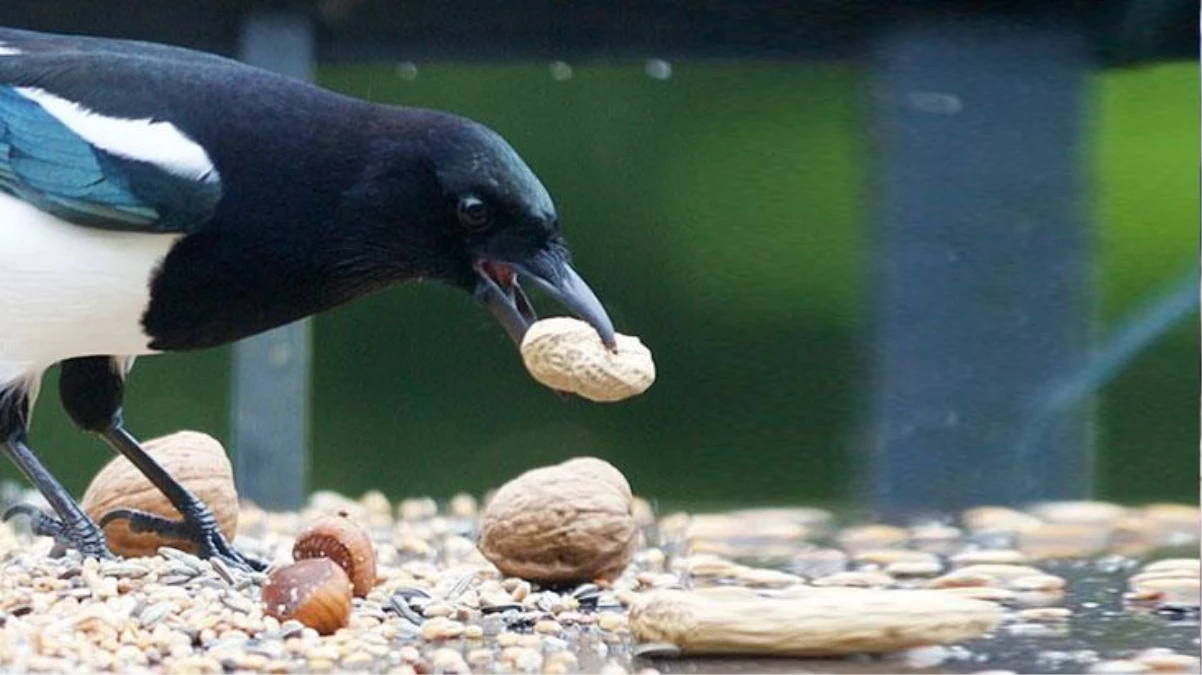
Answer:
[473,249,616,349]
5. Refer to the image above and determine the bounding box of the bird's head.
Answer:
[391,112,616,349]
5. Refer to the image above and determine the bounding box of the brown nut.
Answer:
[293,513,377,598]
[520,317,655,402]
[81,431,237,558]
[478,457,637,584]
[262,558,352,635]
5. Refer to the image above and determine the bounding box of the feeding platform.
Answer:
[0,484,1196,674]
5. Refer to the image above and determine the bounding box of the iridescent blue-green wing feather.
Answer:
[0,81,219,233]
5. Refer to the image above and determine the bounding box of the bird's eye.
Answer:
[458,196,491,232]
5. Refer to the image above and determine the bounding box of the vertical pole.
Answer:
[232,12,314,510]
[868,13,1093,514]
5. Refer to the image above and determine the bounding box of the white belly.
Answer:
[0,191,180,384]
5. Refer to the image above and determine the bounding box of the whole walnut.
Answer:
[81,431,238,558]
[478,457,637,584]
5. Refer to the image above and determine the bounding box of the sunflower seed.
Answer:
[388,595,425,625]
[158,547,205,572]
[159,573,196,587]
[481,602,523,615]
[222,593,254,614]
[100,562,151,579]
[56,567,82,581]
[163,562,200,578]
[447,573,475,599]
[536,592,560,612]
[394,587,431,601]
[209,557,236,585]
[572,583,601,602]
[278,620,306,639]
[139,601,176,628]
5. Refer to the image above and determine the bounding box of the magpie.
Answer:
[0,27,616,569]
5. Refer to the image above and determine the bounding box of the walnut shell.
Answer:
[478,457,636,583]
[80,431,238,558]
[630,587,1002,656]
[520,317,655,402]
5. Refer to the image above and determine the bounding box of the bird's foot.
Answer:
[2,503,114,560]
[99,507,265,572]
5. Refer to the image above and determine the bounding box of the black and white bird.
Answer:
[0,27,615,568]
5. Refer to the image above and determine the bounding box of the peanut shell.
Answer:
[520,317,654,402]
[629,586,1001,656]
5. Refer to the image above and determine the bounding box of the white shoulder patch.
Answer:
[0,42,20,56]
[15,86,218,183]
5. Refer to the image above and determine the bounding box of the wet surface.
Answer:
[632,559,1200,674]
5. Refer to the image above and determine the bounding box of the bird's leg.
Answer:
[58,356,264,572]
[96,424,264,571]
[0,440,113,560]
[0,382,112,559]
[98,508,194,539]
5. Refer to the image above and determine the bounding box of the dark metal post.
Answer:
[868,13,1093,514]
[232,12,314,509]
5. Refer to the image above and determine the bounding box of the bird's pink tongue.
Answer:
[480,260,515,288]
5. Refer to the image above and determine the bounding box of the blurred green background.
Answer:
[12,60,1198,507]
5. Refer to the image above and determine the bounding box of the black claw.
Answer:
[188,521,265,572]
[93,426,266,571]
[98,507,265,572]
[4,503,68,539]
[99,508,193,539]
[199,540,265,572]
[3,503,112,560]
[3,502,42,522]
[242,554,267,572]
[206,536,266,572]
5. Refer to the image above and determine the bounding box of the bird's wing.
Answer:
[0,32,222,234]
[0,26,242,68]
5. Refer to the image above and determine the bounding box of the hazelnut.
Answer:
[520,317,655,402]
[478,457,637,584]
[293,513,377,597]
[261,558,352,635]
[81,431,238,557]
